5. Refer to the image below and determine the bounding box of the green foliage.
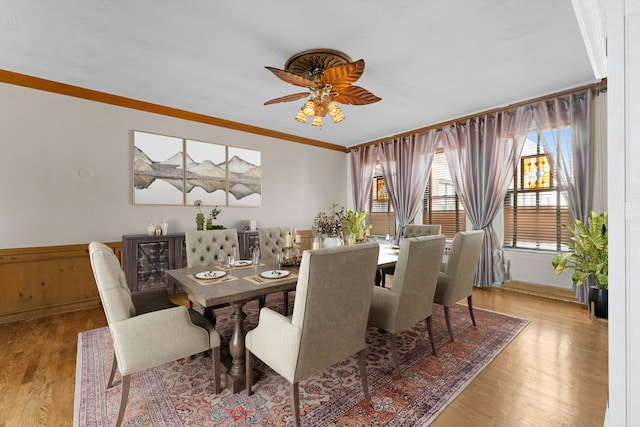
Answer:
[342,209,372,241]
[209,206,222,220]
[551,211,608,289]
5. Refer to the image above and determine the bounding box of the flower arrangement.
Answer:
[210,206,222,220]
[206,205,225,230]
[313,203,345,237]
[343,209,372,242]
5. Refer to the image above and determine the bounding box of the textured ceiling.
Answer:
[0,0,598,148]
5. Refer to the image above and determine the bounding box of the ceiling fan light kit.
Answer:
[264,49,381,127]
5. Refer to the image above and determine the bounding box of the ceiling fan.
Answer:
[264,49,381,127]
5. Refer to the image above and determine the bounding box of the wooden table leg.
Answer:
[225,301,247,393]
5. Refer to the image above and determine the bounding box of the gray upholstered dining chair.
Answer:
[185,229,240,267]
[245,243,380,427]
[185,229,247,318]
[433,230,484,341]
[89,242,221,427]
[368,234,446,377]
[380,224,442,286]
[258,226,294,314]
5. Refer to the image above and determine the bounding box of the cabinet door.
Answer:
[133,239,176,292]
[238,230,259,259]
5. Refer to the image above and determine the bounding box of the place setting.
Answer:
[246,253,297,285]
[189,269,238,285]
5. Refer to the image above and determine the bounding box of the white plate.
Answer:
[195,270,226,280]
[233,260,252,267]
[260,270,290,279]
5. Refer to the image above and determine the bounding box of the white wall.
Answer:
[503,250,572,289]
[0,83,348,249]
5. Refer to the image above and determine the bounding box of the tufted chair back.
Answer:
[404,224,441,238]
[185,229,239,267]
[89,241,136,323]
[258,226,290,260]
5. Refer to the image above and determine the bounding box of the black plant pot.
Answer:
[589,286,608,319]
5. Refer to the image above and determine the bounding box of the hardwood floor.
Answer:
[0,287,607,427]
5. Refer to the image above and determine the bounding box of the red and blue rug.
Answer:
[74,295,528,426]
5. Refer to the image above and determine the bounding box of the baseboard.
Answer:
[499,280,580,304]
[0,298,102,324]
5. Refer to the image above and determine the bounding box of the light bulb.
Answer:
[294,110,307,123]
[333,112,345,123]
[312,116,323,127]
[303,101,316,117]
[327,101,340,117]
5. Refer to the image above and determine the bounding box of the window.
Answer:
[369,164,395,236]
[503,132,571,250]
[422,150,465,239]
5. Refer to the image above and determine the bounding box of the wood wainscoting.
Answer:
[0,242,121,324]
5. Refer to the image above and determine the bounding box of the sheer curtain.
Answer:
[350,145,378,212]
[377,130,439,240]
[532,90,595,304]
[441,107,533,287]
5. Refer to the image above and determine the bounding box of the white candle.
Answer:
[312,241,321,250]
[285,233,292,247]
[295,233,301,243]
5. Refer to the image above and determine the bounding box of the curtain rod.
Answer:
[348,78,607,152]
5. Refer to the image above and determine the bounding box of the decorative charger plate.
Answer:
[195,270,226,280]
[260,270,290,279]
[234,260,252,267]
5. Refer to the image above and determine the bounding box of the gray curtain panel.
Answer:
[377,130,439,240]
[350,145,378,212]
[533,90,593,303]
[441,107,533,287]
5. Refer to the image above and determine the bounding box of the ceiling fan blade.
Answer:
[333,85,382,105]
[321,59,365,91]
[265,66,317,89]
[264,92,311,105]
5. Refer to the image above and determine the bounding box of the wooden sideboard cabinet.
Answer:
[122,233,186,293]
[237,229,259,259]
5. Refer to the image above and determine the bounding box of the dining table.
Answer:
[165,244,398,393]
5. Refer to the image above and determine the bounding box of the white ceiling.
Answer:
[0,0,598,148]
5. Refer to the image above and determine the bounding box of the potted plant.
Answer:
[206,206,225,230]
[551,211,608,318]
[342,209,372,244]
[313,203,345,247]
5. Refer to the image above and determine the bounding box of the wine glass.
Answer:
[252,247,260,278]
[276,253,283,270]
[228,254,235,277]
[218,250,225,268]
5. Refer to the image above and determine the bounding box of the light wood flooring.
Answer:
[0,286,608,427]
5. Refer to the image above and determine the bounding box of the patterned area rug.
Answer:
[74,294,528,426]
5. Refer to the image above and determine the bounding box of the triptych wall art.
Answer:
[133,130,262,207]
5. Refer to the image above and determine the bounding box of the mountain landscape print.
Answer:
[228,146,262,207]
[133,132,184,205]
[133,131,262,207]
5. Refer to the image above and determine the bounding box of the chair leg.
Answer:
[258,296,265,310]
[114,374,130,427]
[212,346,221,394]
[426,316,438,356]
[467,295,477,326]
[388,333,401,378]
[357,349,371,403]
[107,351,118,388]
[444,305,455,342]
[290,382,301,427]
[246,348,253,396]
[283,291,289,316]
